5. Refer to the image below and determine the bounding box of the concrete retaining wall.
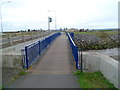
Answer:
[1,33,55,68]
[2,55,22,68]
[83,52,118,88]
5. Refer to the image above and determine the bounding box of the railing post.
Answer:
[8,34,12,45]
[31,33,34,40]
[80,49,83,73]
[75,46,78,69]
[22,32,25,42]
[25,46,29,69]
[39,41,41,55]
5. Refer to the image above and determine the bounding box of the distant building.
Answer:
[69,28,78,32]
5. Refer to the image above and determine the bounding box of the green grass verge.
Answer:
[74,71,117,89]
[74,31,118,36]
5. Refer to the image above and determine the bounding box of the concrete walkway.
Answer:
[8,32,80,88]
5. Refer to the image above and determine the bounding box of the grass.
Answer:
[74,31,118,36]
[18,71,28,76]
[74,70,117,89]
[0,86,3,90]
[3,31,42,38]
[74,31,96,35]
[11,71,28,84]
[98,30,112,31]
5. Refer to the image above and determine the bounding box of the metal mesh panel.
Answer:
[27,42,39,67]
[22,33,61,68]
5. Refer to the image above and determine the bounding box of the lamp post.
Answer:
[48,10,57,30]
[0,1,12,35]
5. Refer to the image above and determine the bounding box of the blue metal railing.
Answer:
[69,32,74,40]
[67,32,79,69]
[22,32,61,69]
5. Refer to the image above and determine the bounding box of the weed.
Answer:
[18,71,27,76]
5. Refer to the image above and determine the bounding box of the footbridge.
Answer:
[6,32,80,88]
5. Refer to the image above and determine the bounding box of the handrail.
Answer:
[67,32,79,69]
[68,33,76,46]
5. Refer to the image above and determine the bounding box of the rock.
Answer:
[109,34,120,42]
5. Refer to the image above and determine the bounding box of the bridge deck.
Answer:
[8,32,80,88]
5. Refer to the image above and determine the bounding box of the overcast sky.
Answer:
[0,0,119,31]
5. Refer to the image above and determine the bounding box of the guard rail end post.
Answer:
[21,49,25,69]
[25,46,29,69]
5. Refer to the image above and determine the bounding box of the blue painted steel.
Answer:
[25,46,29,68]
[21,49,26,68]
[69,32,74,40]
[38,41,41,55]
[67,32,79,69]
[22,32,61,69]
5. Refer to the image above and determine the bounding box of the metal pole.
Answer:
[48,17,50,31]
[78,48,80,70]
[54,11,57,30]
[81,50,83,73]
[0,4,3,34]
[25,46,29,69]
[0,1,12,34]
[48,10,57,30]
[48,10,50,31]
